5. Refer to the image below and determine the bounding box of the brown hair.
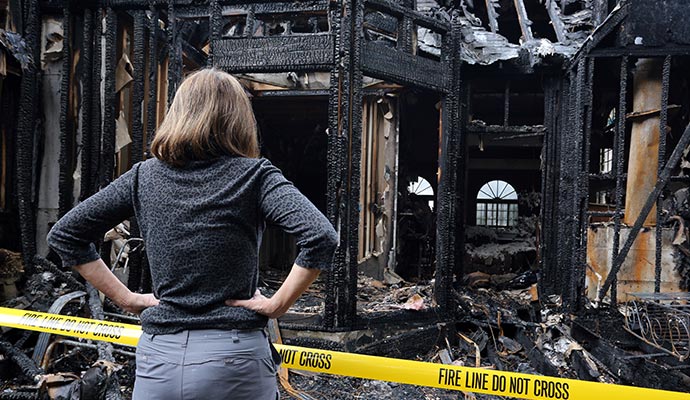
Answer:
[150,68,259,166]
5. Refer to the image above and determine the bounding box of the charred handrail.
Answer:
[598,121,690,300]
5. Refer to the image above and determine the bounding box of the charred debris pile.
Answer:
[1,249,689,399]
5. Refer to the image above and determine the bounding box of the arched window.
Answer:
[476,180,518,226]
[408,176,434,210]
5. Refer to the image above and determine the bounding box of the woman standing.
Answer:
[47,69,338,399]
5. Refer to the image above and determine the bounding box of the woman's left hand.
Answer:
[226,290,280,319]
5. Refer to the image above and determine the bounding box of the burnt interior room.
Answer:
[253,95,329,273]
[461,70,544,281]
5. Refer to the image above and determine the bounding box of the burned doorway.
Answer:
[394,90,441,281]
[251,94,329,273]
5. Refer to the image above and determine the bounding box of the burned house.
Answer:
[1,0,690,397]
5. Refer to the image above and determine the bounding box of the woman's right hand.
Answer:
[122,293,159,315]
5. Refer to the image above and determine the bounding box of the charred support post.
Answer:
[79,9,95,199]
[101,8,118,187]
[16,0,41,269]
[167,0,182,106]
[577,57,595,304]
[146,6,159,153]
[624,58,664,227]
[90,9,103,195]
[568,59,586,310]
[58,4,73,218]
[655,56,671,292]
[209,0,220,67]
[599,121,690,300]
[131,11,146,164]
[340,0,364,328]
[324,0,344,329]
[610,57,628,304]
[435,18,462,317]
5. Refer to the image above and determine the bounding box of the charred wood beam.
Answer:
[107,0,330,13]
[0,341,43,382]
[513,0,533,42]
[146,6,159,153]
[545,0,566,43]
[654,55,671,293]
[89,9,103,194]
[344,0,365,328]
[126,11,147,292]
[58,4,73,218]
[397,14,414,54]
[466,124,545,134]
[588,46,690,58]
[567,3,628,68]
[208,0,220,67]
[609,57,628,304]
[86,283,117,362]
[79,9,95,199]
[0,391,39,400]
[100,8,117,187]
[324,0,343,330]
[599,121,690,300]
[568,58,586,311]
[253,89,330,97]
[16,0,41,269]
[131,11,146,164]
[435,18,461,317]
[555,76,572,302]
[214,36,334,73]
[577,57,595,307]
[539,79,558,297]
[167,0,182,106]
[484,0,499,33]
[361,42,447,93]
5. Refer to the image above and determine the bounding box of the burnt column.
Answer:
[623,58,663,227]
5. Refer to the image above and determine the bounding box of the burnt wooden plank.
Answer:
[571,321,690,391]
[362,41,447,92]
[215,35,334,72]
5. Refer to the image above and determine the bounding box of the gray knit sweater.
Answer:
[47,156,338,334]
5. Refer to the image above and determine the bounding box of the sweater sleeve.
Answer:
[47,165,138,269]
[259,160,337,270]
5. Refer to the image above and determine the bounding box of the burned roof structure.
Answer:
[2,0,690,397]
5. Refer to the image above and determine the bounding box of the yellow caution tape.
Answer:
[0,306,142,347]
[1,306,688,400]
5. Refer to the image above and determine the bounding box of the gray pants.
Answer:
[132,329,279,400]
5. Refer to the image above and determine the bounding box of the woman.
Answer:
[47,69,338,399]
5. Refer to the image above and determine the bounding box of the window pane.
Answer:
[509,204,518,226]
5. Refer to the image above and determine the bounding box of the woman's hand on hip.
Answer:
[225,290,281,319]
[122,293,159,315]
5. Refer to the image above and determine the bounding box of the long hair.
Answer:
[150,68,259,166]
